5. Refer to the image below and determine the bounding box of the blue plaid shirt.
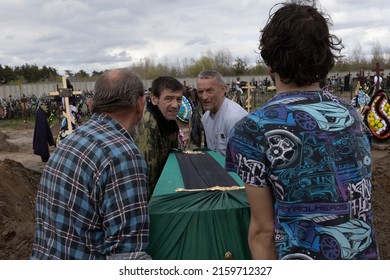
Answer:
[31,113,150,259]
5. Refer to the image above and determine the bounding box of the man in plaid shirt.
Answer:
[31,68,151,260]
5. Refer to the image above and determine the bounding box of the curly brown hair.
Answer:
[259,0,344,87]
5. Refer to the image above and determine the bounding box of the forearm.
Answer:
[248,224,277,259]
[245,185,277,259]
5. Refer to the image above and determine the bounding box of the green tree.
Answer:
[91,70,104,78]
[0,64,17,84]
[13,64,41,83]
[233,57,247,76]
[64,70,74,77]
[187,56,213,76]
[75,69,90,79]
[40,66,59,81]
[248,59,269,75]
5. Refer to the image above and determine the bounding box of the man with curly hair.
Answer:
[225,0,379,260]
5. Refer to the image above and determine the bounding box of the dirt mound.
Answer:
[0,158,41,259]
[371,142,390,260]
[0,131,18,152]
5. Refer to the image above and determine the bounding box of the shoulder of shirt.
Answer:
[78,115,133,147]
[141,110,158,127]
[225,98,248,114]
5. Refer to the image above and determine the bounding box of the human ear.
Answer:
[151,95,159,105]
[137,96,146,115]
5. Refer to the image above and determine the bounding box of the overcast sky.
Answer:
[1,0,389,75]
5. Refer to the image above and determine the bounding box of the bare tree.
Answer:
[351,41,366,69]
[371,40,385,66]
[213,49,233,75]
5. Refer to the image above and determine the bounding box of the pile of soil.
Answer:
[0,158,40,259]
[0,126,389,259]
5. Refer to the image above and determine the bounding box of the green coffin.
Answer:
[147,150,252,260]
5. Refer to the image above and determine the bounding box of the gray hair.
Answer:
[91,68,144,114]
[197,70,225,87]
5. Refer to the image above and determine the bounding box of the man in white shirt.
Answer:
[197,70,248,156]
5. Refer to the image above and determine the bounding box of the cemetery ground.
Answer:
[0,120,389,260]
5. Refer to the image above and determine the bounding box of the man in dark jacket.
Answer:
[33,102,55,162]
[136,76,184,199]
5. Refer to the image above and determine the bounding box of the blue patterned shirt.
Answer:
[226,90,379,260]
[31,113,149,259]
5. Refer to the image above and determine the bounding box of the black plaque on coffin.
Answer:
[175,151,238,189]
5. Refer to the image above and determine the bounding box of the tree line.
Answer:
[1,42,389,85]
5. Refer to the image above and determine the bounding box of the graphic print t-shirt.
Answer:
[225,90,379,260]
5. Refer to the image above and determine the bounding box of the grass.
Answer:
[0,118,34,129]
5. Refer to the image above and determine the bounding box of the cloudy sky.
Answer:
[1,0,389,75]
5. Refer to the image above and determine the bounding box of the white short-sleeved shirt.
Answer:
[202,97,247,156]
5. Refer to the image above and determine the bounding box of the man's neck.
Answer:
[210,97,225,116]
[274,73,321,93]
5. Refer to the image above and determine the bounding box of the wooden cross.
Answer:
[242,81,256,112]
[372,62,384,92]
[21,94,28,122]
[357,70,365,85]
[50,76,82,135]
